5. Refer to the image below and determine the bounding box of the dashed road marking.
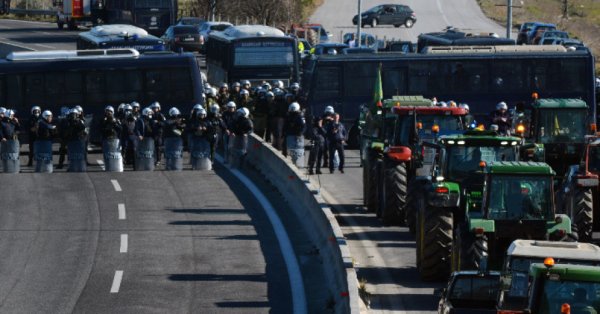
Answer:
[120,234,128,253]
[118,203,126,220]
[110,270,124,293]
[111,179,122,192]
[33,43,55,49]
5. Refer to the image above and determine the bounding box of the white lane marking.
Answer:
[110,270,124,293]
[0,40,35,51]
[120,234,128,253]
[33,43,55,49]
[97,159,105,171]
[111,179,122,192]
[436,0,452,27]
[216,155,307,314]
[118,203,126,220]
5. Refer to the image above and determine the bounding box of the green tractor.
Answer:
[413,131,523,280]
[516,98,591,179]
[360,96,467,225]
[526,261,600,314]
[452,162,575,274]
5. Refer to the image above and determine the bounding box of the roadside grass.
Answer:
[478,0,600,74]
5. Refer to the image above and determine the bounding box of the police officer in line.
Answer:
[321,106,335,167]
[100,106,122,141]
[229,82,242,104]
[253,91,272,140]
[325,112,347,174]
[64,108,88,172]
[35,110,57,171]
[241,80,251,93]
[232,107,253,136]
[131,101,141,119]
[121,104,138,166]
[207,104,226,162]
[150,102,165,166]
[57,109,73,169]
[221,101,237,162]
[27,106,41,166]
[134,108,155,145]
[307,111,326,175]
[205,88,218,108]
[237,89,254,113]
[283,102,306,166]
[0,109,20,142]
[217,83,230,108]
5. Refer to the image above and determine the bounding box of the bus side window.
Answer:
[106,69,143,103]
[85,71,106,105]
[25,74,45,105]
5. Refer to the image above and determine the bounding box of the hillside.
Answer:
[478,0,600,73]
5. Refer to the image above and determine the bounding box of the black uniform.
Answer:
[491,110,512,135]
[0,116,20,141]
[307,116,326,174]
[37,119,57,141]
[27,114,40,166]
[325,119,347,173]
[100,115,122,141]
[232,116,253,136]
[151,112,166,163]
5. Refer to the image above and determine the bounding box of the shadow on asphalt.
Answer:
[369,293,440,311]
[217,234,260,241]
[168,274,267,282]
[167,208,247,214]
[168,220,253,226]
[215,301,270,308]
[357,266,441,287]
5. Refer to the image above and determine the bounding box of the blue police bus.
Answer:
[0,49,203,141]
[206,25,300,87]
[302,45,596,125]
[102,0,176,36]
[77,24,166,52]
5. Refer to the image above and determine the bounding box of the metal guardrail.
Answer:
[8,8,55,15]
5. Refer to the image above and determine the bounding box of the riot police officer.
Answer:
[283,102,306,167]
[150,101,165,165]
[64,108,88,172]
[1,109,21,173]
[35,110,58,172]
[27,106,41,166]
[100,106,122,141]
[133,107,156,170]
[307,113,326,175]
[162,107,186,170]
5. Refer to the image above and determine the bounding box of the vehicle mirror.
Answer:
[500,274,512,291]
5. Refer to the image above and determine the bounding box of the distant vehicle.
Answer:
[311,42,349,55]
[161,25,202,52]
[176,17,205,27]
[527,22,557,44]
[417,27,514,52]
[437,271,501,314]
[0,49,204,142]
[199,21,233,48]
[380,40,417,53]
[538,30,569,45]
[517,22,536,44]
[342,32,378,49]
[553,38,585,49]
[291,23,332,45]
[206,25,300,87]
[352,4,416,28]
[77,24,165,52]
[101,0,177,36]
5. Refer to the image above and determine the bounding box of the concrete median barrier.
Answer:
[243,134,360,314]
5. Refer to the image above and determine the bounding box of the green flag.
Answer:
[372,64,383,108]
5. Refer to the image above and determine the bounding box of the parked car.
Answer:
[538,30,569,45]
[342,32,378,49]
[291,23,332,45]
[311,42,349,55]
[553,38,585,48]
[161,25,202,52]
[516,22,535,44]
[526,22,556,44]
[352,4,416,28]
[437,271,501,314]
[176,17,205,27]
[199,21,233,49]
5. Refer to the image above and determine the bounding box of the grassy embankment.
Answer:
[478,0,600,74]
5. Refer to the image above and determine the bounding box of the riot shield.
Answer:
[1,139,20,173]
[230,134,248,168]
[135,137,155,171]
[191,137,212,170]
[286,135,305,168]
[67,139,87,172]
[164,137,183,171]
[34,140,53,173]
[103,138,123,172]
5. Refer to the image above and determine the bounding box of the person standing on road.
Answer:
[27,106,41,167]
[283,102,306,167]
[150,102,165,166]
[321,106,335,168]
[221,101,237,162]
[325,113,347,174]
[217,83,230,108]
[307,113,326,175]
[207,104,225,162]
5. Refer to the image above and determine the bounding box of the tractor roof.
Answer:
[384,96,467,116]
[530,263,600,282]
[507,240,600,261]
[532,98,588,109]
[440,131,521,143]
[486,161,555,176]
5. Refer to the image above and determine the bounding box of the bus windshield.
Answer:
[234,41,295,67]
[538,109,587,144]
[538,280,600,314]
[487,175,552,220]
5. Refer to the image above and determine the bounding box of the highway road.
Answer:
[0,164,295,313]
[310,0,509,42]
[0,18,77,54]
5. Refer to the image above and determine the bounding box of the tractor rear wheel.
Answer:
[573,187,594,242]
[420,207,453,281]
[467,234,488,270]
[365,154,379,212]
[405,178,424,234]
[381,162,407,225]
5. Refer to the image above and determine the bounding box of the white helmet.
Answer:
[31,106,41,114]
[70,108,81,115]
[327,48,337,55]
[497,101,508,110]
[0,107,5,115]
[75,105,83,112]
[105,106,114,113]
[273,80,283,89]
[193,104,203,111]
[220,82,228,89]
[238,107,250,118]
[6,109,15,117]
[240,89,250,96]
[131,101,140,108]
[241,80,251,87]
[169,107,181,117]
[124,104,133,112]
[265,91,275,99]
[142,107,153,117]
[207,88,217,97]
[210,104,220,114]
[290,82,300,91]
[262,82,271,91]
[150,102,161,110]
[42,110,53,119]
[324,106,334,114]
[288,102,301,112]
[226,101,237,109]
[198,108,207,117]
[439,101,448,107]
[118,103,126,111]
[459,103,470,112]
[232,82,241,88]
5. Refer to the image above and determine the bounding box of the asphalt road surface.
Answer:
[310,0,510,43]
[0,18,78,55]
[0,160,293,313]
